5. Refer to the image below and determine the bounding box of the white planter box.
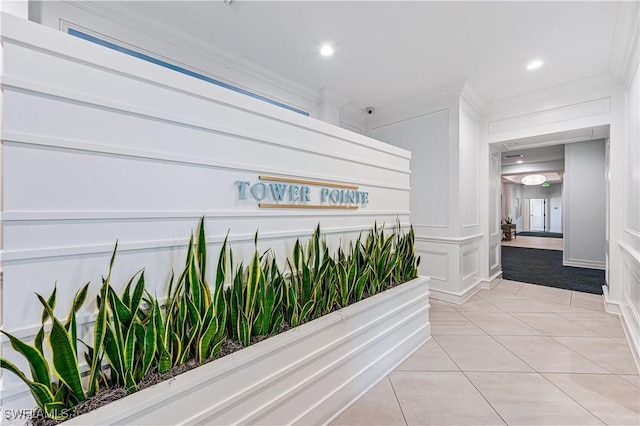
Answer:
[67,276,430,425]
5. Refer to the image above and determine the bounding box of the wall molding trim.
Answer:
[2,133,410,193]
[368,81,463,124]
[1,222,408,263]
[430,278,483,305]
[414,233,483,245]
[481,271,503,289]
[485,73,619,118]
[562,259,606,270]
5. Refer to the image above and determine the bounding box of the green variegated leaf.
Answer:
[130,272,146,317]
[41,285,57,324]
[37,294,85,402]
[0,358,54,409]
[0,330,51,389]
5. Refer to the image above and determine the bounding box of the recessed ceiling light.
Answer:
[527,60,543,70]
[516,160,523,164]
[320,44,334,57]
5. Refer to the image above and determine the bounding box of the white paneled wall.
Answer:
[621,43,640,368]
[0,13,411,409]
[370,84,488,303]
[564,140,606,269]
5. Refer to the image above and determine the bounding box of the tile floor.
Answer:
[331,280,639,426]
[501,236,563,251]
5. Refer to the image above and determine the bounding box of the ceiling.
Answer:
[501,145,565,185]
[107,1,632,110]
[501,145,565,167]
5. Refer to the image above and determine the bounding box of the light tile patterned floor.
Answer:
[501,236,564,251]
[331,280,640,426]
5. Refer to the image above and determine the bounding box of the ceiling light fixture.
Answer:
[527,60,543,70]
[521,174,546,185]
[320,44,334,57]
[516,160,523,164]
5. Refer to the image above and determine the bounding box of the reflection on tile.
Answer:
[555,337,639,374]
[435,335,533,372]
[494,335,608,373]
[510,312,600,337]
[611,337,630,346]
[396,339,459,372]
[429,299,457,312]
[517,284,572,305]
[452,296,504,313]
[558,314,626,337]
[571,291,605,302]
[619,375,640,388]
[570,295,605,312]
[466,372,603,425]
[430,311,486,335]
[492,280,524,294]
[462,312,542,335]
[477,291,576,313]
[390,371,504,425]
[330,377,406,426]
[544,373,640,425]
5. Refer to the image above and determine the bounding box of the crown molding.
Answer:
[459,81,487,116]
[366,80,467,128]
[64,1,320,106]
[485,73,621,117]
[319,87,349,108]
[609,1,640,83]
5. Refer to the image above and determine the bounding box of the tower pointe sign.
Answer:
[235,176,369,209]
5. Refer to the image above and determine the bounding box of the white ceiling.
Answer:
[501,145,565,167]
[112,1,631,110]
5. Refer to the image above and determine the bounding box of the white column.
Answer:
[317,87,348,127]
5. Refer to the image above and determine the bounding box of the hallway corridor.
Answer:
[331,281,639,425]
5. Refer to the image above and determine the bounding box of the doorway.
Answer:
[529,198,546,231]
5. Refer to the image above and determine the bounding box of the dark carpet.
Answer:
[516,231,563,238]
[501,246,604,294]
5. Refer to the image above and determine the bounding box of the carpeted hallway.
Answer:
[501,246,605,294]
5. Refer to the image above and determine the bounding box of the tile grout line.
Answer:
[386,375,409,426]
[453,294,614,378]
[547,335,626,376]
[459,370,509,426]
[430,335,509,426]
[447,288,618,425]
[537,372,609,425]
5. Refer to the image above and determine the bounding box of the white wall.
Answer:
[367,83,489,303]
[620,15,640,369]
[0,13,411,411]
[549,183,563,233]
[373,110,449,228]
[564,140,606,269]
[505,183,524,231]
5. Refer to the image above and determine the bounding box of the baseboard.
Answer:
[481,271,503,289]
[602,289,640,374]
[562,259,606,270]
[602,286,622,314]
[620,305,640,374]
[430,279,483,305]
